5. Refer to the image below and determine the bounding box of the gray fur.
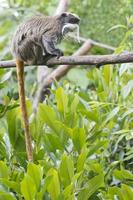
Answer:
[11,13,80,65]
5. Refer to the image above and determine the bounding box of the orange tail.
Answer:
[16,59,33,162]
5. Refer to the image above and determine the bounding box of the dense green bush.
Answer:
[0,62,133,199]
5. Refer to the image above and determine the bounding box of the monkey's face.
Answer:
[60,12,80,37]
[60,12,80,25]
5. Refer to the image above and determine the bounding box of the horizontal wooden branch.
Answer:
[0,60,16,68]
[0,52,133,69]
[46,53,133,66]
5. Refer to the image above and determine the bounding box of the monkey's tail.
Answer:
[16,59,33,162]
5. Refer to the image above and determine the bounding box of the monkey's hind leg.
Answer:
[16,59,33,162]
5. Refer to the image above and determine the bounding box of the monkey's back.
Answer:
[11,15,62,64]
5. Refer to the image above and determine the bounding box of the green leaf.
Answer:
[0,141,7,159]
[44,133,63,152]
[0,83,5,89]
[0,191,16,200]
[55,87,68,114]
[103,106,119,126]
[108,186,124,200]
[80,109,99,122]
[109,184,133,200]
[47,168,60,200]
[72,127,86,152]
[121,184,133,200]
[88,163,104,175]
[63,184,74,200]
[114,169,133,181]
[21,174,37,200]
[36,176,52,200]
[122,80,133,99]
[27,163,43,191]
[77,146,88,172]
[39,104,59,134]
[0,178,20,193]
[70,94,79,114]
[103,65,112,86]
[107,24,127,32]
[55,121,73,138]
[78,174,104,200]
[119,63,131,76]
[88,140,108,157]
[6,107,20,147]
[1,70,12,83]
[0,161,8,178]
[59,154,74,187]
[122,108,133,119]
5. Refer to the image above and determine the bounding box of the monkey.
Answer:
[11,12,80,162]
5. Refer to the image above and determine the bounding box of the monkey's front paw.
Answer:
[55,49,64,59]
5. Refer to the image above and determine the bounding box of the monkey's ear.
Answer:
[61,12,68,17]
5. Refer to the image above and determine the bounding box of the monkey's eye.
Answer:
[61,12,67,17]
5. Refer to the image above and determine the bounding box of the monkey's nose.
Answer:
[76,17,80,24]
[72,17,80,24]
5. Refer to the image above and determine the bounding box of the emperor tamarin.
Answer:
[12,12,80,64]
[11,12,80,162]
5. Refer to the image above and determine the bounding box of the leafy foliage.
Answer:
[0,63,133,199]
